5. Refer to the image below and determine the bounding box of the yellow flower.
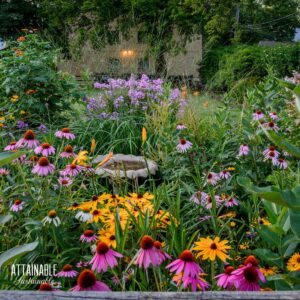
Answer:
[88,208,105,223]
[96,152,113,168]
[239,242,249,250]
[11,95,19,103]
[230,221,236,227]
[98,228,116,248]
[20,110,26,115]
[219,211,237,219]
[193,237,231,262]
[103,209,129,230]
[142,127,147,144]
[287,253,300,272]
[258,218,271,226]
[227,167,235,171]
[90,139,96,154]
[260,266,278,277]
[72,150,88,166]
[128,192,154,202]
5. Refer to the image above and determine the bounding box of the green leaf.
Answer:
[0,214,13,224]
[0,241,39,270]
[289,209,300,239]
[0,151,27,167]
[252,248,283,268]
[257,226,281,248]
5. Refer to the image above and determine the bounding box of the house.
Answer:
[59,30,202,83]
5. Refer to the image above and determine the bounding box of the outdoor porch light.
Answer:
[120,49,135,58]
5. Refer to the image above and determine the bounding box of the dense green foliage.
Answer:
[200,43,300,92]
[0,33,82,126]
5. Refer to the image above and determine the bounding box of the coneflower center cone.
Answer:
[62,128,70,133]
[78,270,96,288]
[38,157,50,167]
[243,266,258,282]
[84,230,94,237]
[140,236,154,249]
[96,242,109,254]
[24,130,35,140]
[62,264,73,272]
[179,250,195,262]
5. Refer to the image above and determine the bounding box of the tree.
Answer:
[0,0,37,37]
[34,0,203,76]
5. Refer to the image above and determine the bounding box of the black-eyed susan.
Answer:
[193,237,231,262]
[287,253,300,272]
[260,265,278,276]
[98,228,117,248]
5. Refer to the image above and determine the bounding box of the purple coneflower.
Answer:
[60,164,83,177]
[224,197,239,207]
[134,235,160,269]
[202,194,222,209]
[182,275,210,291]
[153,241,171,264]
[56,264,78,278]
[264,121,279,132]
[12,154,26,165]
[32,157,55,176]
[0,168,10,176]
[90,242,122,273]
[76,261,90,268]
[176,138,192,153]
[58,177,72,187]
[190,191,207,205]
[16,130,39,149]
[206,172,219,186]
[10,199,25,212]
[55,127,75,140]
[70,269,111,291]
[239,144,250,156]
[34,143,56,156]
[252,110,264,121]
[269,112,279,120]
[215,265,235,290]
[219,170,231,180]
[4,141,17,151]
[60,145,76,158]
[229,256,265,291]
[80,230,98,243]
[166,250,204,279]
[263,146,280,159]
[176,124,187,130]
[276,158,288,170]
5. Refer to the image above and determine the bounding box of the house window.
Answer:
[138,58,150,73]
[108,58,121,73]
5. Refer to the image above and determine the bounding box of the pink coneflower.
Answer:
[219,170,231,180]
[252,110,264,121]
[202,194,222,209]
[239,144,250,156]
[166,250,204,279]
[32,157,55,176]
[26,155,39,165]
[206,172,219,186]
[176,124,187,130]
[4,141,17,151]
[0,168,9,176]
[283,150,291,157]
[55,127,75,140]
[263,146,280,159]
[83,165,95,174]
[263,150,278,166]
[80,230,98,243]
[134,235,160,269]
[12,154,26,165]
[276,158,288,170]
[70,269,111,291]
[229,256,265,291]
[264,121,279,132]
[190,191,207,205]
[76,261,90,268]
[153,241,171,264]
[182,275,210,291]
[10,199,25,212]
[34,143,56,156]
[215,265,235,290]
[56,264,78,278]
[16,130,39,149]
[176,139,193,153]
[58,177,72,187]
[60,164,83,177]
[224,197,239,207]
[60,145,76,158]
[269,112,279,120]
[90,242,123,273]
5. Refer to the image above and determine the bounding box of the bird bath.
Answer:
[93,154,158,179]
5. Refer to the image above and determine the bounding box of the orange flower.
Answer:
[15,50,24,56]
[26,89,36,95]
[17,36,26,42]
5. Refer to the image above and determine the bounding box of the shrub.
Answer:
[0,33,82,126]
[200,43,300,92]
